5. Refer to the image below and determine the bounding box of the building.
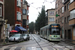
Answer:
[46,9,55,25]
[69,0,75,42]
[4,0,23,28]
[22,0,29,29]
[0,0,5,41]
[55,0,72,41]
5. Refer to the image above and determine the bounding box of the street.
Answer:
[0,34,74,50]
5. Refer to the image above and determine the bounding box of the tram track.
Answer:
[31,34,57,50]
[32,34,73,50]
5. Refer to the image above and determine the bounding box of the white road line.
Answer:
[42,47,48,50]
[21,46,26,50]
[10,46,17,50]
[0,46,8,50]
[64,48,70,50]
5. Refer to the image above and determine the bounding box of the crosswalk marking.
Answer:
[21,46,26,50]
[10,46,17,50]
[42,47,48,50]
[0,46,8,50]
[64,48,70,50]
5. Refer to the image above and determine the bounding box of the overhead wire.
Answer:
[28,0,56,10]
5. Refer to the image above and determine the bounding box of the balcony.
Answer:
[69,18,75,26]
[63,0,69,4]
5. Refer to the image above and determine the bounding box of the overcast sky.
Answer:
[27,0,55,23]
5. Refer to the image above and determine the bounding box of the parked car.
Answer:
[23,34,30,40]
[9,33,24,42]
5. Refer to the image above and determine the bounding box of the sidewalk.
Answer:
[0,42,17,46]
[61,39,75,50]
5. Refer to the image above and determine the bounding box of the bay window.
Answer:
[70,9,75,20]
[23,9,26,15]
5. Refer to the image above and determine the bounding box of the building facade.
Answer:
[5,0,23,28]
[69,0,75,42]
[46,9,55,25]
[55,0,72,40]
[0,0,5,41]
[22,0,29,29]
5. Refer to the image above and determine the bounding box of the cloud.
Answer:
[27,0,55,23]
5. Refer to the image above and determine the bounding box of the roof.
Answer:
[46,8,55,12]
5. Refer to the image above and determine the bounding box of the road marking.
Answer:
[21,46,26,50]
[10,46,17,50]
[64,48,70,50]
[0,46,8,50]
[42,47,48,50]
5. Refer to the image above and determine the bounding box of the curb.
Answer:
[0,42,17,47]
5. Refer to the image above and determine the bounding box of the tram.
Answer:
[40,24,61,41]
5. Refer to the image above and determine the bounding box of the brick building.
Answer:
[4,0,23,28]
[0,0,5,41]
[22,0,29,29]
[55,0,72,40]
[46,9,55,25]
[69,0,75,42]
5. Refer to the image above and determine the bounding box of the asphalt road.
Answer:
[0,34,74,50]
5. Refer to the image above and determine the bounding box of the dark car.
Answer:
[23,34,30,40]
[9,33,24,42]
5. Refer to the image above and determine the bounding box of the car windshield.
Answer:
[11,34,21,37]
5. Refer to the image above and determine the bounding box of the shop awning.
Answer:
[15,26,27,32]
[18,27,27,31]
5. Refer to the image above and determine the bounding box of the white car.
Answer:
[9,34,24,42]
[23,34,30,40]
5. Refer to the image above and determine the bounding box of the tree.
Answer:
[29,22,35,34]
[35,6,46,33]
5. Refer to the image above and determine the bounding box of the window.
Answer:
[67,16,70,22]
[49,17,55,22]
[62,7,64,13]
[62,0,64,3]
[64,17,66,23]
[56,3,58,9]
[27,10,29,15]
[23,0,25,4]
[17,12,21,20]
[67,3,69,10]
[62,17,64,23]
[23,19,26,25]
[70,0,74,3]
[0,7,2,17]
[70,9,75,20]
[56,11,58,14]
[23,9,26,15]
[17,0,21,7]
[49,11,54,16]
[64,6,66,11]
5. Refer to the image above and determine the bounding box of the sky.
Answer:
[27,0,55,23]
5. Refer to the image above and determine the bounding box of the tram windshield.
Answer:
[50,29,60,35]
